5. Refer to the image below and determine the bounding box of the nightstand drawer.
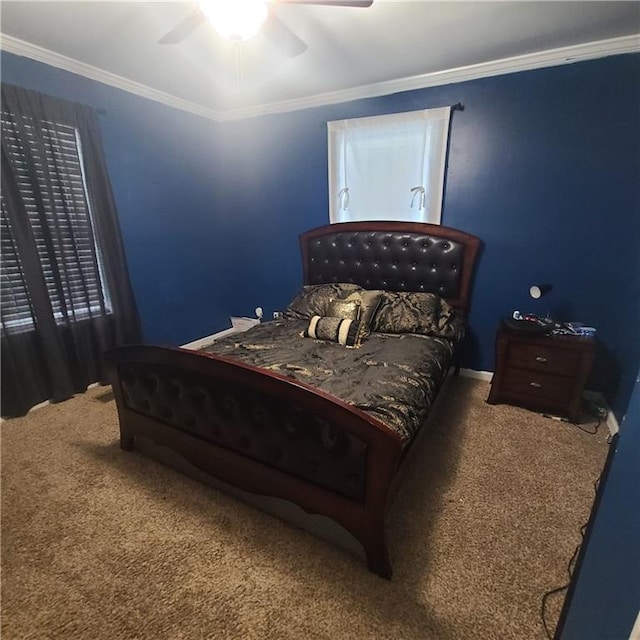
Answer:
[502,368,574,404]
[508,343,580,377]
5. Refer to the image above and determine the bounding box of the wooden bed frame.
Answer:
[106,222,481,579]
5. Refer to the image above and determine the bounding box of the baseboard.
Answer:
[182,317,261,351]
[180,328,236,350]
[459,368,494,382]
[605,411,620,437]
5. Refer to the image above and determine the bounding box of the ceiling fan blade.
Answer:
[276,1,374,6]
[262,12,308,58]
[158,8,208,45]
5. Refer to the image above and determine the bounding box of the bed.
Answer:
[106,221,481,579]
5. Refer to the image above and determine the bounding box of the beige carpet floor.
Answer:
[1,378,608,640]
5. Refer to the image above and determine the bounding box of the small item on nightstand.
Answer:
[552,322,596,337]
[503,310,556,334]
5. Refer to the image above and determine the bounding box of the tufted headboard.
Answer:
[300,222,481,311]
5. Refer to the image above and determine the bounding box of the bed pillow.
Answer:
[284,283,362,320]
[326,297,362,321]
[341,290,384,336]
[303,315,366,348]
[371,291,465,341]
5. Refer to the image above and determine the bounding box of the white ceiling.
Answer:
[1,1,639,120]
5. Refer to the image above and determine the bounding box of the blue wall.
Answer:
[215,54,640,421]
[561,367,640,640]
[1,52,237,346]
[2,51,639,421]
[2,48,639,640]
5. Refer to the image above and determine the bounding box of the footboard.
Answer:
[105,345,404,578]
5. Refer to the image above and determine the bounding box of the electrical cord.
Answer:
[543,414,602,436]
[541,540,583,638]
[570,415,601,436]
[540,471,604,638]
[544,394,606,436]
[541,525,588,638]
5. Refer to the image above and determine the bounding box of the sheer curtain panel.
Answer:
[328,107,452,224]
[1,85,140,417]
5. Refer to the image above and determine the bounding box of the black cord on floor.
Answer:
[540,467,604,638]
[542,411,601,436]
[541,540,584,638]
[570,416,601,436]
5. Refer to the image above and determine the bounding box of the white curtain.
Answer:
[328,106,452,224]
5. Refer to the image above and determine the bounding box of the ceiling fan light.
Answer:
[200,0,268,42]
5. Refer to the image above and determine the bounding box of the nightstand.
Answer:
[487,323,595,422]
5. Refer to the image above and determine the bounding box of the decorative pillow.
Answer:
[303,315,366,348]
[341,290,383,335]
[284,283,361,320]
[371,291,465,342]
[326,298,361,321]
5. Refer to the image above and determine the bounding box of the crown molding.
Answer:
[1,32,638,123]
[221,34,640,121]
[0,34,224,121]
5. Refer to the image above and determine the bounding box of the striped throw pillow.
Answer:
[303,315,365,348]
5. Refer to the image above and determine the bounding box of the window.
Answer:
[1,114,111,330]
[327,107,451,224]
[2,84,140,418]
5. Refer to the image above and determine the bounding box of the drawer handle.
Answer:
[535,356,548,363]
[529,382,542,388]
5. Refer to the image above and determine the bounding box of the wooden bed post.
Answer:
[363,514,393,579]
[119,428,135,451]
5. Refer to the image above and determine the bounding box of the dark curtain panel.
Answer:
[1,84,140,417]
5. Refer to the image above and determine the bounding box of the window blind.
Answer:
[1,113,111,329]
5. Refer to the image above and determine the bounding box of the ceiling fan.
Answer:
[158,0,374,58]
